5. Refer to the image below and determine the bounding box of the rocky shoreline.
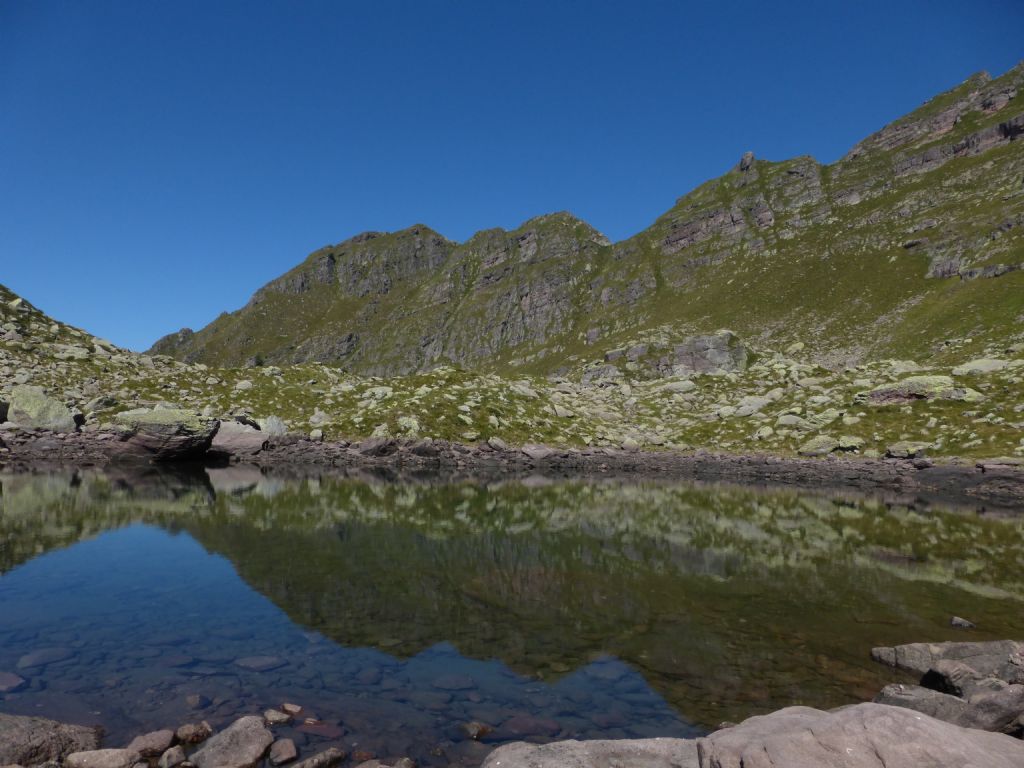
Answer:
[2,418,1024,511]
[2,640,1022,768]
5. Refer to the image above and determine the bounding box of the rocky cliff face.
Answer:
[150,64,1024,376]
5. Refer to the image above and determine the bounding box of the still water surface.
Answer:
[0,467,1022,765]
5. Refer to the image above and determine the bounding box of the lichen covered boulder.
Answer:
[859,375,984,404]
[7,385,77,432]
[112,407,219,461]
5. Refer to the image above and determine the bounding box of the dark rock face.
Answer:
[0,713,102,766]
[694,703,1024,768]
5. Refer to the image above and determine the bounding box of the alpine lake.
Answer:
[1,465,1022,766]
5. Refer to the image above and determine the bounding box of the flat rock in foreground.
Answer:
[696,703,1024,768]
[482,737,698,768]
[190,715,273,768]
[0,712,101,767]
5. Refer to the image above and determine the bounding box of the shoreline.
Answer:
[2,426,1023,511]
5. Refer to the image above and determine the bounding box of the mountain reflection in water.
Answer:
[0,466,1022,765]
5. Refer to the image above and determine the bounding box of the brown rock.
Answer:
[0,713,101,766]
[269,739,298,766]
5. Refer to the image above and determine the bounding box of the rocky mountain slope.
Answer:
[151,64,1024,376]
[3,280,1023,462]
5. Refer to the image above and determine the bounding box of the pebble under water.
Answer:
[0,466,1022,766]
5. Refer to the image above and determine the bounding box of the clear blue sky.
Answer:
[2,1,1021,351]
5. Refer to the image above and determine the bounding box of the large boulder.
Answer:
[871,640,1024,735]
[871,640,1024,681]
[112,408,219,461]
[483,738,697,768]
[695,703,1024,767]
[858,375,983,404]
[672,331,749,374]
[209,420,267,457]
[7,385,77,432]
[0,712,101,766]
[190,715,273,768]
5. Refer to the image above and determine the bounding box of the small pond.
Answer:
[1,466,1022,765]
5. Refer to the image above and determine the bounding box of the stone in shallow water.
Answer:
[432,674,475,691]
[234,655,286,672]
[190,716,273,768]
[291,748,346,768]
[269,738,298,766]
[297,721,345,740]
[176,720,213,744]
[158,745,186,768]
[0,671,27,693]
[17,646,74,669]
[125,730,174,757]
[264,709,292,725]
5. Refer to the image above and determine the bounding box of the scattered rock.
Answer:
[158,745,187,768]
[886,440,931,459]
[269,739,298,766]
[951,616,976,630]
[290,748,346,768]
[125,730,174,757]
[264,709,291,726]
[522,444,554,461]
[175,721,213,744]
[952,358,1009,376]
[797,435,839,456]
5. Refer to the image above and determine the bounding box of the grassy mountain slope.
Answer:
[151,65,1024,375]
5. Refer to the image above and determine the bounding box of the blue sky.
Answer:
[2,1,1021,351]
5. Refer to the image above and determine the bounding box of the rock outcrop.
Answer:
[0,713,101,766]
[695,703,1024,768]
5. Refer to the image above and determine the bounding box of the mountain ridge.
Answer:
[138,63,1021,376]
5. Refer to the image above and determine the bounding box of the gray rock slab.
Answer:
[0,713,101,767]
[482,738,698,768]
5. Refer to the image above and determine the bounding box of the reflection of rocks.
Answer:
[0,713,101,766]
